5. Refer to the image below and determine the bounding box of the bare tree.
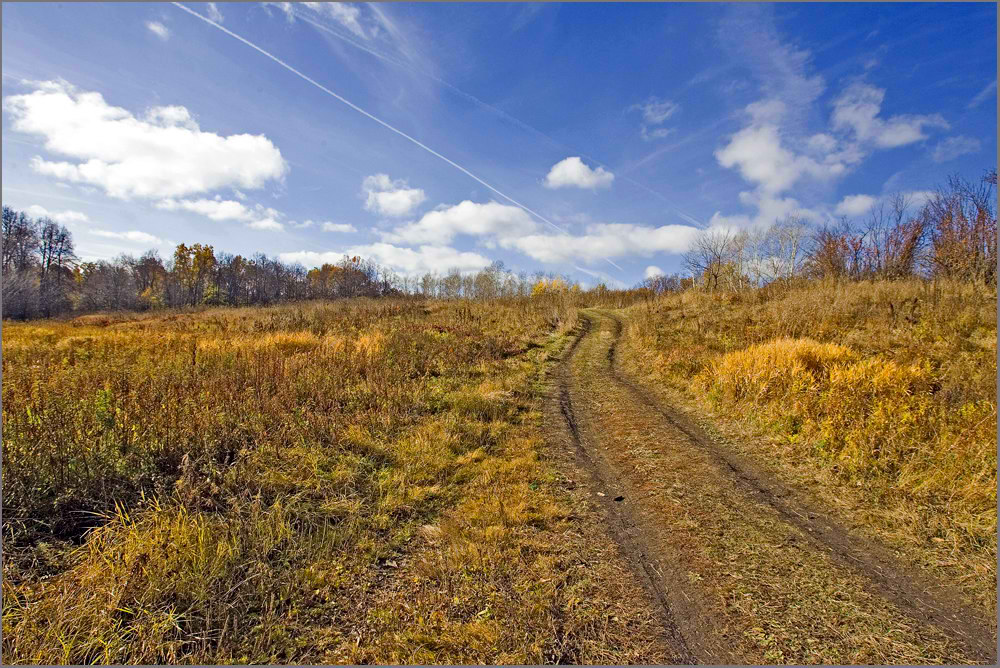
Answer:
[925,171,997,285]
[683,228,738,291]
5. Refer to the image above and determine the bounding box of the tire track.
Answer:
[546,309,996,664]
[551,315,700,664]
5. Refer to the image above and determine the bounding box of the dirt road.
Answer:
[543,309,996,664]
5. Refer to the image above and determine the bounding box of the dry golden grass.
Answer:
[2,296,671,664]
[620,279,997,617]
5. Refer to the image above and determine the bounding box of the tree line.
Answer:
[676,170,997,293]
[2,169,994,319]
[1,207,581,319]
[1,210,400,320]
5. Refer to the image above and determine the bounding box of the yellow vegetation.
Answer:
[621,279,997,614]
[2,297,669,664]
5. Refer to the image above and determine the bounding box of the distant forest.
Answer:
[2,169,994,320]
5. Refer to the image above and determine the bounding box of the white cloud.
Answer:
[500,222,700,264]
[24,204,89,226]
[806,133,837,153]
[156,197,285,230]
[91,229,170,246]
[930,135,981,163]
[831,83,948,149]
[634,98,679,125]
[644,266,665,279]
[746,99,787,124]
[967,80,997,110]
[322,221,358,233]
[543,157,615,190]
[834,194,877,217]
[362,173,427,218]
[145,21,170,41]
[719,4,825,112]
[157,197,250,221]
[832,191,936,219]
[267,2,296,23]
[715,123,844,195]
[902,190,936,209]
[707,191,821,230]
[381,200,536,245]
[144,105,199,130]
[711,9,950,234]
[640,126,674,141]
[4,80,287,200]
[280,243,491,277]
[248,219,283,231]
[303,2,367,39]
[206,2,223,23]
[271,2,370,39]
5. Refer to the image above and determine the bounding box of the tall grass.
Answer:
[5,297,671,664]
[620,279,997,612]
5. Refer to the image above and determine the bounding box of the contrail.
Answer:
[172,2,567,237]
[173,2,627,273]
[286,3,705,228]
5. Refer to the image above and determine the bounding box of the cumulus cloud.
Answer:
[24,204,89,225]
[831,191,936,219]
[500,222,699,264]
[280,243,491,277]
[834,194,877,217]
[831,83,948,149]
[707,191,822,231]
[247,219,283,231]
[91,229,171,246]
[711,8,950,234]
[361,173,427,218]
[381,200,536,245]
[322,221,358,233]
[714,81,947,227]
[4,80,287,200]
[543,157,614,190]
[930,135,981,163]
[206,2,223,22]
[145,21,170,40]
[644,265,665,279]
[156,197,285,230]
[375,197,699,268]
[715,123,844,195]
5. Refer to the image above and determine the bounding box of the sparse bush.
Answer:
[4,296,668,665]
[620,278,996,613]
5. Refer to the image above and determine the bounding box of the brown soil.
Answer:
[542,308,997,664]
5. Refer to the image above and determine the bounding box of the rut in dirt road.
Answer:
[547,309,997,665]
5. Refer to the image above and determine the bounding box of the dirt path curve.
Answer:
[543,308,996,665]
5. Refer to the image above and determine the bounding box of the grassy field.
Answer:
[2,297,673,664]
[3,280,996,663]
[619,279,997,618]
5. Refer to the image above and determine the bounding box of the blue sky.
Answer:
[2,2,996,286]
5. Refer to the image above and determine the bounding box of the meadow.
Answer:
[619,278,998,618]
[2,295,674,664]
[3,276,996,663]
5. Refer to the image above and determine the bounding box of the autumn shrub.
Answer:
[5,296,672,665]
[620,278,996,611]
[702,338,855,404]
